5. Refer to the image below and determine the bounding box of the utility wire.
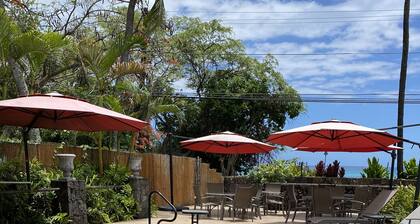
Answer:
[167,8,420,14]
[221,19,402,25]
[206,14,420,21]
[144,49,420,56]
[152,93,420,104]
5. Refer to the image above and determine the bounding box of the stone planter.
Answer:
[56,154,76,179]
[129,156,142,177]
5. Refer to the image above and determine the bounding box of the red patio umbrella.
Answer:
[267,120,400,150]
[0,92,148,181]
[180,131,276,154]
[267,120,401,189]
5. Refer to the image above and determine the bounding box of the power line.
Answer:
[152,93,420,104]
[157,51,420,56]
[221,19,402,25]
[167,8,420,14]
[216,14,419,21]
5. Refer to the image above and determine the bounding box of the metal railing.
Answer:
[148,191,177,224]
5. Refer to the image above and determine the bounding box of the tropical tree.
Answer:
[0,8,76,141]
[156,18,304,175]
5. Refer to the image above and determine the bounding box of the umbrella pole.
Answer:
[389,150,396,190]
[22,129,30,182]
[412,159,420,210]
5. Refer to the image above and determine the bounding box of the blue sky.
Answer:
[165,0,420,167]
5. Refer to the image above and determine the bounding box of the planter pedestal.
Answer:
[129,176,150,218]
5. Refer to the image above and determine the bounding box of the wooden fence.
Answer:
[0,142,223,206]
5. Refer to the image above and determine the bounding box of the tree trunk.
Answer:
[220,155,238,176]
[8,57,42,143]
[8,57,28,96]
[121,0,137,62]
[111,0,137,150]
[397,0,410,178]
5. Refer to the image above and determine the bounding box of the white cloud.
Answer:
[165,0,420,93]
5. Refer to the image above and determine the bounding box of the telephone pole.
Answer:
[397,0,410,177]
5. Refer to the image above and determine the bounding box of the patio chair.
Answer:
[312,186,334,216]
[285,185,311,223]
[343,187,371,215]
[225,185,258,222]
[207,183,224,194]
[264,183,285,215]
[401,205,420,224]
[308,189,397,224]
[251,188,264,220]
[198,183,224,217]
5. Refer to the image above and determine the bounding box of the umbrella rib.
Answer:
[203,141,216,153]
[334,130,351,139]
[58,112,96,120]
[354,131,389,148]
[108,116,146,131]
[292,130,322,148]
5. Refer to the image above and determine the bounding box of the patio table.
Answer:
[205,193,235,220]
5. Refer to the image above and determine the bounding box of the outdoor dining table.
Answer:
[205,192,235,220]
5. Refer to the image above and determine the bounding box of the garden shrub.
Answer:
[382,185,418,223]
[84,163,137,224]
[0,159,61,224]
[401,158,418,179]
[361,157,389,178]
[248,159,313,183]
[0,159,138,224]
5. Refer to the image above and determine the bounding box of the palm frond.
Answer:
[99,35,145,73]
[112,61,148,77]
[143,0,165,35]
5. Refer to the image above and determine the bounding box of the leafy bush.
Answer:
[382,185,417,223]
[84,163,137,223]
[248,159,313,183]
[361,157,389,178]
[338,167,345,178]
[315,160,345,177]
[315,161,325,176]
[0,160,138,224]
[0,159,60,224]
[401,158,418,179]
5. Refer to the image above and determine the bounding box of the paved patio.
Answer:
[114,210,307,224]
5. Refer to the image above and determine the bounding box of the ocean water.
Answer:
[344,166,366,178]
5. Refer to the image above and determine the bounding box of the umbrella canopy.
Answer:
[180,131,276,154]
[267,120,401,151]
[0,92,148,181]
[0,93,148,131]
[295,145,402,153]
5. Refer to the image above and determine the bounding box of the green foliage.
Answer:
[158,17,303,174]
[248,159,313,183]
[46,213,70,224]
[361,157,389,178]
[73,163,137,223]
[315,160,345,178]
[0,160,138,224]
[401,158,418,179]
[382,185,417,223]
[0,159,49,224]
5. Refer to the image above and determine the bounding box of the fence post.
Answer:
[51,179,88,224]
[194,157,201,207]
[129,176,150,218]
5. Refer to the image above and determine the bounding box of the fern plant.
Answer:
[361,157,389,178]
[401,158,418,179]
